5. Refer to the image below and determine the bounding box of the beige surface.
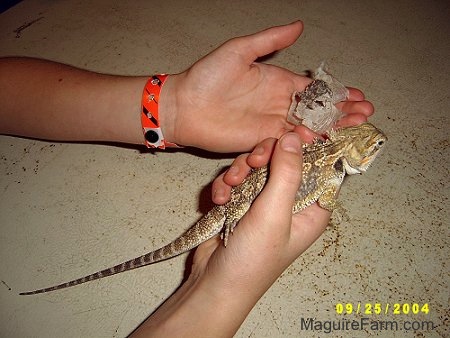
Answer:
[0,1,448,337]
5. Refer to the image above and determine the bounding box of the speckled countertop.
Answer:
[0,1,448,337]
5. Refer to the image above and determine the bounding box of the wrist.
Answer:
[131,273,227,337]
[157,73,182,147]
[140,74,181,149]
[132,269,254,337]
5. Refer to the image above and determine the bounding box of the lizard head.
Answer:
[329,122,387,175]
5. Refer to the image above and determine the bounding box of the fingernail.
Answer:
[251,145,265,156]
[213,187,225,201]
[279,133,301,154]
[227,165,239,176]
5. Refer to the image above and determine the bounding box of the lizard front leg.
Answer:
[317,184,348,221]
[317,184,340,211]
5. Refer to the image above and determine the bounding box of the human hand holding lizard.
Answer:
[131,130,331,337]
[0,20,374,337]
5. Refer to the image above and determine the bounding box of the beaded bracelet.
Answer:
[141,75,178,149]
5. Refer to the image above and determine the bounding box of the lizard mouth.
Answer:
[343,150,383,175]
[343,159,363,174]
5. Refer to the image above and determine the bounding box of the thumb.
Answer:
[233,21,304,64]
[252,132,303,226]
[265,132,303,207]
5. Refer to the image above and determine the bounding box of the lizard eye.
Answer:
[376,139,385,148]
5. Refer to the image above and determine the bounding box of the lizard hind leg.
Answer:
[220,220,237,247]
[220,200,253,247]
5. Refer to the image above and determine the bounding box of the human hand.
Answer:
[191,131,329,335]
[135,131,330,337]
[159,21,374,152]
[196,130,330,288]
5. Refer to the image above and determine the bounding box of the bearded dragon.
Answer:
[20,122,386,295]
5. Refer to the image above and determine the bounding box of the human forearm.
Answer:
[0,24,374,152]
[130,266,264,338]
[0,57,147,144]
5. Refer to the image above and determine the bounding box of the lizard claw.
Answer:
[221,222,236,247]
[332,203,349,223]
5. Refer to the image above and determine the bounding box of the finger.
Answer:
[335,113,369,128]
[337,100,374,117]
[292,124,323,144]
[211,172,232,205]
[347,87,366,101]
[213,137,279,204]
[223,153,252,186]
[233,21,304,64]
[212,154,250,205]
[246,137,277,168]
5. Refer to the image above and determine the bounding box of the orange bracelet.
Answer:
[141,75,178,149]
